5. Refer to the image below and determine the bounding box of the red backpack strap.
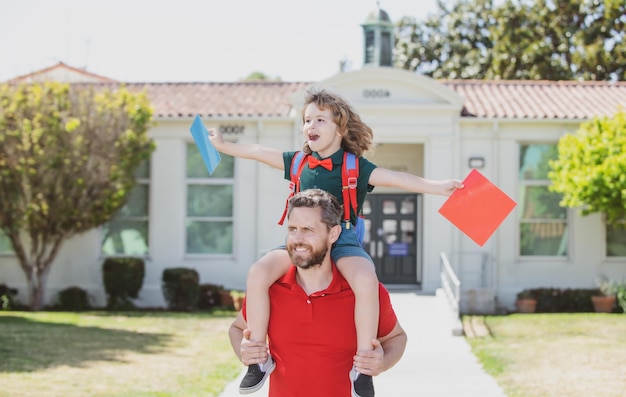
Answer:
[278,151,308,225]
[341,152,359,229]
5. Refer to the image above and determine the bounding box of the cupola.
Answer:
[361,3,394,67]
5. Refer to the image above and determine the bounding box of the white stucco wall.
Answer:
[2,68,624,311]
[454,119,626,310]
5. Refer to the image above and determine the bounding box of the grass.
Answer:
[0,310,241,397]
[5,310,625,397]
[464,313,626,397]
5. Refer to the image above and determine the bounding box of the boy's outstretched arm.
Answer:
[368,167,463,196]
[208,127,284,169]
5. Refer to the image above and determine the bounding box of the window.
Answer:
[365,31,375,64]
[101,160,150,256]
[186,143,235,254]
[0,229,12,253]
[607,222,626,257]
[519,144,568,256]
[380,31,392,66]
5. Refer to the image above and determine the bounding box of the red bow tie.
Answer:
[307,156,333,171]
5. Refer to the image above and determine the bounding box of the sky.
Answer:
[1,0,441,83]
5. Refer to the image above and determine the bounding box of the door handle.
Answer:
[377,241,383,258]
[369,241,376,257]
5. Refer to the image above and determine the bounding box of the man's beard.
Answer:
[287,243,329,270]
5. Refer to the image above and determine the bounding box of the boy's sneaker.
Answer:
[350,367,375,397]
[239,356,275,394]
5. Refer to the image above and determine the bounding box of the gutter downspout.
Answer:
[491,119,500,304]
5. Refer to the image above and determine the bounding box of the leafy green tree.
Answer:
[548,108,626,225]
[0,82,155,310]
[242,71,281,81]
[490,0,626,80]
[488,0,553,80]
[395,0,626,80]
[395,0,495,79]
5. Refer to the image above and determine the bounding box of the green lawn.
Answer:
[0,311,241,397]
[4,310,625,397]
[464,313,626,397]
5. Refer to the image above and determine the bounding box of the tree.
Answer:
[241,71,281,81]
[395,0,495,79]
[548,108,626,225]
[0,82,155,310]
[395,0,626,80]
[490,0,626,80]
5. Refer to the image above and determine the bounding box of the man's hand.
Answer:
[353,339,385,376]
[239,329,270,366]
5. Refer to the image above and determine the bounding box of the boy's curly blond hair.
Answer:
[301,89,374,157]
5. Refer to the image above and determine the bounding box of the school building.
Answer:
[2,7,625,313]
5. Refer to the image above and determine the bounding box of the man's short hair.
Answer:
[287,189,342,230]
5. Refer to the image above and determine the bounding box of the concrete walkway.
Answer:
[218,290,507,397]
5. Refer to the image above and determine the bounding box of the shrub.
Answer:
[162,268,200,311]
[197,283,224,311]
[528,288,597,313]
[55,286,91,311]
[615,281,626,312]
[516,289,535,300]
[219,289,235,310]
[102,257,145,310]
[0,284,18,310]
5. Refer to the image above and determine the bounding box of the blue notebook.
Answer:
[189,115,221,175]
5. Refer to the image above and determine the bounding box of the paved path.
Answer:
[218,290,507,397]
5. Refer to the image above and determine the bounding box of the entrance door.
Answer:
[362,194,422,284]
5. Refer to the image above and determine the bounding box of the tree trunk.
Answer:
[26,265,50,311]
[14,235,64,311]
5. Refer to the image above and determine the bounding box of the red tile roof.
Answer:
[7,62,116,83]
[133,79,626,120]
[127,82,309,118]
[6,62,626,120]
[442,79,626,120]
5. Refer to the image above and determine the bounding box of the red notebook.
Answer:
[439,169,517,246]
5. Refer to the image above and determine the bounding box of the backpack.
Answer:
[278,151,365,244]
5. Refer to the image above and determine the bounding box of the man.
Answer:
[229,189,407,397]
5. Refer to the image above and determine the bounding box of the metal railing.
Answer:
[440,252,463,336]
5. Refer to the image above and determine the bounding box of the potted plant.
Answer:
[230,290,246,311]
[592,277,617,313]
[515,289,537,313]
[615,280,626,313]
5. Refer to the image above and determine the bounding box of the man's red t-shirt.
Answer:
[243,263,398,397]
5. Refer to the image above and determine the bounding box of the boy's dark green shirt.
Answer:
[283,148,377,225]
